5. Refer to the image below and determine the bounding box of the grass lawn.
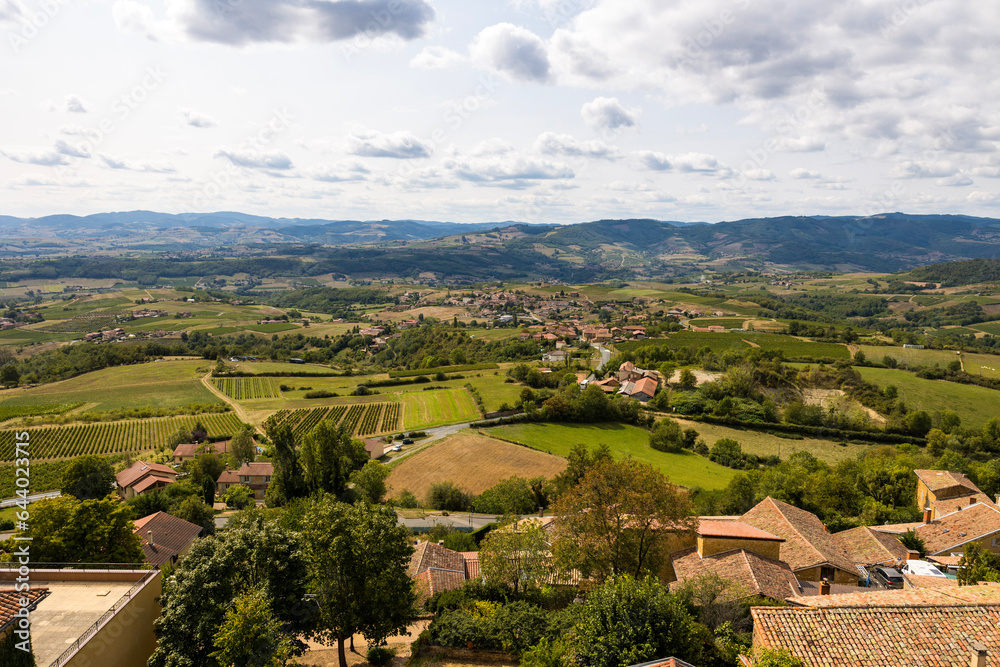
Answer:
[856,367,1000,428]
[401,388,482,430]
[858,345,961,368]
[491,422,736,490]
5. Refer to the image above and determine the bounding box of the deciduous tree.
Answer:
[60,454,115,501]
[479,519,551,593]
[551,459,694,581]
[302,497,416,667]
[300,421,368,497]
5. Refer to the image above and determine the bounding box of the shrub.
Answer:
[0,519,14,531]
[304,390,337,399]
[426,482,473,512]
[396,489,419,508]
[223,485,255,510]
[520,637,574,667]
[366,646,396,666]
[491,601,549,655]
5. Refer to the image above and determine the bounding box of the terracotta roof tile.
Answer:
[131,475,175,494]
[698,519,784,542]
[671,546,801,601]
[133,511,204,566]
[832,525,910,566]
[903,573,958,589]
[115,460,176,489]
[172,441,230,458]
[236,461,273,477]
[915,469,979,494]
[462,552,480,579]
[217,470,239,484]
[741,497,857,576]
[754,585,1000,665]
[408,541,467,577]
[911,502,1000,555]
[0,588,49,631]
[933,492,996,516]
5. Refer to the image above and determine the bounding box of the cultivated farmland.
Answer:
[401,388,481,430]
[212,377,281,400]
[0,412,246,462]
[386,432,567,500]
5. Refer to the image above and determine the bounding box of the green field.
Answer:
[491,422,736,490]
[687,318,746,328]
[8,359,221,411]
[971,322,1000,335]
[401,388,481,430]
[618,332,849,359]
[672,418,871,465]
[856,367,1000,428]
[212,377,281,400]
[858,345,961,368]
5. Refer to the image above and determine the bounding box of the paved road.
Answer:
[592,344,611,371]
[397,512,501,533]
[0,491,60,508]
[381,421,475,464]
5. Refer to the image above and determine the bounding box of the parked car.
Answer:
[391,444,402,452]
[402,438,413,445]
[871,566,905,589]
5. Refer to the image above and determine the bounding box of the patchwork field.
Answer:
[490,422,737,490]
[385,432,567,501]
[401,388,481,430]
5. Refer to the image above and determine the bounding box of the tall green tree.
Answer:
[149,509,311,667]
[478,519,552,593]
[299,422,368,497]
[551,459,694,581]
[958,542,1000,586]
[229,426,257,468]
[60,454,115,500]
[265,423,306,507]
[302,497,416,667]
[575,575,702,667]
[210,590,295,667]
[4,495,143,563]
[350,460,390,505]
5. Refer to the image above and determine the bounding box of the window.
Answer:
[992,538,1000,547]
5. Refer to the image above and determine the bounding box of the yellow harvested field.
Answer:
[386,433,566,500]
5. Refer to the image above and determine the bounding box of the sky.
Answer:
[1,0,999,224]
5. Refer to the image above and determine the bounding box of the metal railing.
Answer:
[47,568,160,667]
[0,562,152,571]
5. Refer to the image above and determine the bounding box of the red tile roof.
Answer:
[832,525,910,566]
[133,511,204,566]
[910,502,1000,556]
[903,573,958,589]
[787,583,1000,608]
[217,470,239,485]
[131,475,175,495]
[414,568,467,600]
[408,541,467,577]
[741,497,857,577]
[172,441,230,458]
[915,469,979,494]
[753,598,1000,666]
[462,552,481,579]
[236,461,273,477]
[631,377,659,398]
[0,588,49,631]
[933,492,996,516]
[671,547,801,601]
[698,519,784,542]
[115,460,176,489]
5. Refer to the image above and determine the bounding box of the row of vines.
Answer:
[270,402,400,438]
[0,412,246,462]
[212,377,281,400]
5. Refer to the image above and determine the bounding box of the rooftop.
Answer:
[832,525,911,565]
[915,469,979,494]
[133,511,204,566]
[0,587,49,631]
[911,502,1000,555]
[236,461,274,477]
[741,497,857,575]
[671,546,800,601]
[698,519,784,542]
[115,461,176,489]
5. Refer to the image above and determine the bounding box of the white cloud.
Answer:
[0,147,69,166]
[741,168,776,181]
[215,148,294,170]
[445,153,573,186]
[114,0,436,45]
[347,130,432,159]
[775,136,826,152]
[65,95,88,113]
[181,108,217,128]
[888,160,958,179]
[635,151,672,171]
[534,131,618,158]
[309,160,370,182]
[100,154,176,172]
[936,174,972,187]
[54,139,91,159]
[790,168,823,179]
[580,97,639,132]
[410,45,466,70]
[470,23,551,83]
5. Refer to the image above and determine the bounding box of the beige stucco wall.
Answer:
[795,565,858,585]
[698,536,782,560]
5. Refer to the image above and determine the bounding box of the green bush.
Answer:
[520,637,574,667]
[492,601,549,655]
[366,646,396,666]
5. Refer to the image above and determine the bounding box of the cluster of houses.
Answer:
[131,308,168,318]
[580,361,661,402]
[406,468,1000,665]
[83,328,126,342]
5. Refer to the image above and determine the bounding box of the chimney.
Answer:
[971,497,977,506]
[923,507,933,524]
[820,579,830,596]
[970,641,987,667]
[906,550,920,561]
[147,530,155,550]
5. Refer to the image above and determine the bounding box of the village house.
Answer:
[171,440,230,463]
[133,511,204,567]
[115,461,178,500]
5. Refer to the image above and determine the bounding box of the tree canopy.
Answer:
[60,454,115,501]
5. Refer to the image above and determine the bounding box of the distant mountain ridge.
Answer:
[0,211,997,275]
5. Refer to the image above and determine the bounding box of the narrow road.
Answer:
[592,343,611,371]
[381,421,474,464]
[0,491,60,508]
[200,372,263,434]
